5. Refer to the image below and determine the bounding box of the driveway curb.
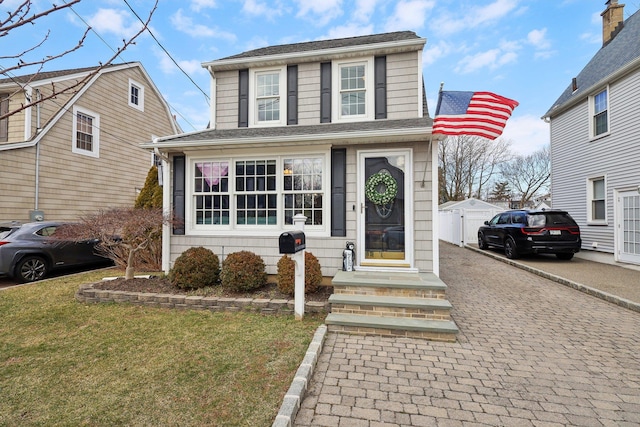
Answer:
[466,244,640,313]
[272,324,327,427]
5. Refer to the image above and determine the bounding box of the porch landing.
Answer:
[326,270,459,342]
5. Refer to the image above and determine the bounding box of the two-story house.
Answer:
[0,62,180,223]
[145,31,438,277]
[543,0,640,266]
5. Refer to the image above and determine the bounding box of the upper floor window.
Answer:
[588,176,607,223]
[332,58,373,122]
[249,67,286,126]
[591,88,608,137]
[72,106,100,158]
[0,94,8,142]
[129,79,145,111]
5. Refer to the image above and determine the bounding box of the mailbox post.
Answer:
[278,214,307,320]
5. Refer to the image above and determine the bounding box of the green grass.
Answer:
[0,269,325,426]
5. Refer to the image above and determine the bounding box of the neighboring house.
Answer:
[144,31,438,277]
[438,198,504,246]
[543,0,640,265]
[0,62,180,223]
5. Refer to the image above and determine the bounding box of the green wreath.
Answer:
[365,172,398,205]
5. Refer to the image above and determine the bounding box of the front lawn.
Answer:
[0,269,324,426]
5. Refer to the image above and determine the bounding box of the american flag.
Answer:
[433,91,519,140]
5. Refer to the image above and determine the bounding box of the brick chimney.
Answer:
[601,0,625,46]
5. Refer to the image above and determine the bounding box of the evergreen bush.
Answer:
[276,252,322,296]
[169,246,220,289]
[220,251,267,292]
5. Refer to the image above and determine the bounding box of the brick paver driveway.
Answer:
[295,243,640,426]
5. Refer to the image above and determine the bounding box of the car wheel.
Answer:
[15,256,48,283]
[478,233,488,250]
[556,253,574,260]
[504,238,519,259]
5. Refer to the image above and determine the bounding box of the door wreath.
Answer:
[365,172,398,205]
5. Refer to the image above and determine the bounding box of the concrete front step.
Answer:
[326,313,459,342]
[332,270,448,298]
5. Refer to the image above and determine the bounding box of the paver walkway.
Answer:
[294,243,640,426]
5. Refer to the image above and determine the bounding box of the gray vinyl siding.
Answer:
[168,139,434,276]
[214,70,238,129]
[387,51,420,119]
[551,69,640,254]
[298,63,320,126]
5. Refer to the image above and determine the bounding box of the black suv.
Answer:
[478,209,581,260]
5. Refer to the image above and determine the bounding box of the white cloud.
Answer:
[190,0,217,12]
[86,8,141,39]
[170,9,236,41]
[294,0,344,26]
[501,114,550,155]
[242,0,285,20]
[422,40,453,67]
[323,23,374,40]
[353,0,378,22]
[384,0,435,32]
[527,28,550,50]
[434,0,520,36]
[455,45,518,74]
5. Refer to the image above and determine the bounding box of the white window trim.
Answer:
[128,78,145,112]
[72,105,100,158]
[186,151,330,236]
[248,66,287,127]
[587,175,608,225]
[589,86,609,140]
[332,57,374,123]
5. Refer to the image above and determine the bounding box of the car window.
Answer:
[511,213,526,224]
[545,212,578,225]
[489,214,501,225]
[36,226,58,237]
[0,227,15,239]
[497,213,510,224]
[527,214,546,227]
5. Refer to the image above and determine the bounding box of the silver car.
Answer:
[0,221,109,283]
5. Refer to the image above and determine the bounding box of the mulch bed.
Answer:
[93,276,333,302]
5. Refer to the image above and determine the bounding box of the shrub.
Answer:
[169,247,220,289]
[221,251,267,292]
[276,252,322,296]
[135,166,163,209]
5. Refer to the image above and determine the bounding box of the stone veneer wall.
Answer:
[75,283,329,314]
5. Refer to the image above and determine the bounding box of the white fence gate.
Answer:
[439,208,503,247]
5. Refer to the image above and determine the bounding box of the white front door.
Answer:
[617,190,640,264]
[357,149,413,268]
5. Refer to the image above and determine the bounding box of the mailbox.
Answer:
[279,230,306,254]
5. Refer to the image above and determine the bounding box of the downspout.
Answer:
[34,88,41,210]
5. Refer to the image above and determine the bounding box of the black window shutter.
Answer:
[173,155,186,235]
[374,56,387,119]
[331,148,347,237]
[320,62,332,123]
[287,65,298,125]
[238,69,249,128]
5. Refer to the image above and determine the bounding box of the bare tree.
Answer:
[500,146,550,208]
[1,0,158,121]
[57,207,174,280]
[438,135,511,203]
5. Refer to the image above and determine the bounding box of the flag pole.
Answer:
[421,82,444,188]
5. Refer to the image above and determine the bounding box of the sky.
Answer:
[3,0,640,156]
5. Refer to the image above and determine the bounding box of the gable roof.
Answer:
[0,62,180,151]
[544,8,640,118]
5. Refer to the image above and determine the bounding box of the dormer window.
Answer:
[129,79,145,112]
[249,67,287,126]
